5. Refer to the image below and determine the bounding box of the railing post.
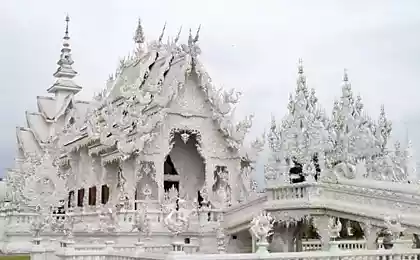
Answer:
[167,241,186,257]
[105,240,115,254]
[30,238,46,260]
[58,238,75,260]
[135,241,145,256]
[329,240,341,252]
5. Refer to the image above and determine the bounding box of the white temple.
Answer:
[1,16,420,260]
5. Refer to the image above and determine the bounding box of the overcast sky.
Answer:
[1,0,420,175]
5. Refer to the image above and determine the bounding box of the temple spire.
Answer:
[133,18,147,55]
[64,14,70,39]
[133,18,145,44]
[298,58,304,74]
[340,68,354,109]
[47,14,82,95]
[296,58,307,92]
[343,68,349,82]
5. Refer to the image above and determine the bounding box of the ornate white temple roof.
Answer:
[7,15,417,195]
[9,15,260,171]
[265,60,417,184]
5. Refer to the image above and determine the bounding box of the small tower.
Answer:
[47,15,82,96]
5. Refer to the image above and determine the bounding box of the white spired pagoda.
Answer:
[1,16,420,260]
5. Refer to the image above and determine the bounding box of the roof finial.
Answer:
[133,18,145,44]
[298,58,304,74]
[188,28,193,47]
[47,14,81,95]
[174,26,182,43]
[343,68,349,82]
[296,58,307,91]
[64,14,70,39]
[158,22,167,43]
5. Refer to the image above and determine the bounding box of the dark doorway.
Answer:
[164,155,179,175]
[164,181,179,192]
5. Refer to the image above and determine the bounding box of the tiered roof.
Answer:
[11,16,261,171]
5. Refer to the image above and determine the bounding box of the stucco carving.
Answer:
[266,61,415,186]
[161,186,196,236]
[168,128,206,161]
[211,166,232,209]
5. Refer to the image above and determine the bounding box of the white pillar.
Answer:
[30,240,46,260]
[251,233,256,253]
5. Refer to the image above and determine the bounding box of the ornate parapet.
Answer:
[265,179,420,232]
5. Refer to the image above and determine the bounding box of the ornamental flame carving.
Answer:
[250,211,274,244]
[161,186,196,236]
[132,201,151,239]
[96,206,119,233]
[328,217,342,239]
[384,215,405,240]
[30,205,53,239]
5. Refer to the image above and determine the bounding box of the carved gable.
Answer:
[168,74,212,117]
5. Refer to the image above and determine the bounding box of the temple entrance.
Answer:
[164,130,205,201]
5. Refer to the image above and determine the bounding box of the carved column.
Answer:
[92,157,101,207]
[96,185,101,206]
[122,160,135,206]
[83,186,89,210]
[312,215,330,251]
[227,164,238,205]
[360,221,381,250]
[251,232,256,253]
[205,162,215,197]
[154,157,164,203]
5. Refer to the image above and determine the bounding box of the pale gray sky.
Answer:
[1,0,420,174]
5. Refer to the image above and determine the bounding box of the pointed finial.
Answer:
[270,114,276,129]
[64,14,70,39]
[133,18,145,44]
[188,28,193,46]
[298,58,304,74]
[194,24,201,43]
[175,26,182,43]
[47,14,81,95]
[343,68,349,82]
[158,22,167,43]
[380,104,385,114]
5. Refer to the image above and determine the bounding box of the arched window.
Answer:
[101,185,109,204]
[88,186,97,206]
[77,188,85,207]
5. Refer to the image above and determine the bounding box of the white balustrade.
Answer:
[37,242,420,260]
[68,243,199,255]
[301,238,414,251]
[266,179,420,221]
[270,182,311,201]
[6,212,38,231]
